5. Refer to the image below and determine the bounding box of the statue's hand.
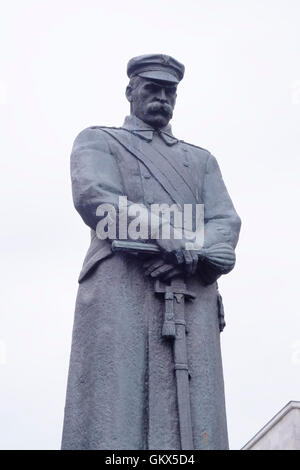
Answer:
[143,257,183,281]
[155,228,199,275]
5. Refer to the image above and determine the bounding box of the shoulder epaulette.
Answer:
[90,126,146,138]
[90,126,134,135]
[90,125,122,130]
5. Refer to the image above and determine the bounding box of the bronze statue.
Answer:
[62,54,241,450]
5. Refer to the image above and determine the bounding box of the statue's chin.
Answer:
[143,113,171,129]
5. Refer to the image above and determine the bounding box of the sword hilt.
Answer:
[154,280,196,339]
[154,280,196,300]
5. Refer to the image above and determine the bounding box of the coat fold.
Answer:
[62,116,241,449]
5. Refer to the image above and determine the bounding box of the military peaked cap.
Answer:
[127,54,185,84]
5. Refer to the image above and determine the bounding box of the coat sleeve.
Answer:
[198,152,241,284]
[71,127,125,232]
[71,127,156,241]
[202,153,241,249]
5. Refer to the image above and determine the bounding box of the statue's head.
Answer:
[126,54,185,129]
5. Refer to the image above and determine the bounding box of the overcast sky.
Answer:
[1,0,300,450]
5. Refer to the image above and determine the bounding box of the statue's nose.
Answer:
[157,88,167,102]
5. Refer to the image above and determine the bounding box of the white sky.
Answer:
[1,0,300,450]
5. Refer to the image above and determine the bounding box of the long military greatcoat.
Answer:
[61,115,241,450]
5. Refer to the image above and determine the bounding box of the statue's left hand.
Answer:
[143,257,183,281]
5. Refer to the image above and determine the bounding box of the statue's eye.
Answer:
[144,83,160,93]
[166,87,177,95]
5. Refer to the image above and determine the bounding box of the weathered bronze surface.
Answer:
[62,54,241,450]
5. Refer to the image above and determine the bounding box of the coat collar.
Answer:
[122,115,178,146]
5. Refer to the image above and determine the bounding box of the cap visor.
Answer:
[137,70,179,84]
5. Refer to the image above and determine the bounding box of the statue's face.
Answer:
[127,77,177,129]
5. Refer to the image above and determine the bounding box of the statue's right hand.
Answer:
[155,230,198,275]
[143,256,183,280]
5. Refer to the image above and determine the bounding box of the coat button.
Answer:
[143,174,151,179]
[183,162,189,167]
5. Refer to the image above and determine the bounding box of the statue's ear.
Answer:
[125,85,133,103]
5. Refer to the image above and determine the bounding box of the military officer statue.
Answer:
[62,54,241,450]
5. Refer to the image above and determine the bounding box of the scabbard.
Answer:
[173,290,194,450]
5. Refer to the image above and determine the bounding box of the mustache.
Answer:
[146,101,173,117]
